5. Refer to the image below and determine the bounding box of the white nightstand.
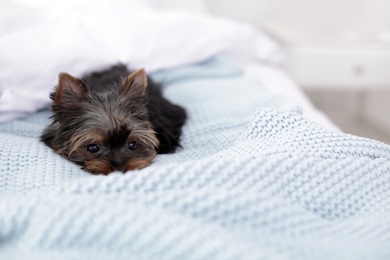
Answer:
[270,31,390,143]
[285,38,390,89]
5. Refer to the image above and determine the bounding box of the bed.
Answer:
[1,1,390,260]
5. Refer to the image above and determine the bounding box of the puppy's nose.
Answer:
[110,161,124,172]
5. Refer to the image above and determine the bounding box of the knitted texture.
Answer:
[1,57,390,260]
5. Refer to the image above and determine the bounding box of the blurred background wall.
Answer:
[153,0,390,143]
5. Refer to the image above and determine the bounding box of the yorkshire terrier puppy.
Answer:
[41,64,186,174]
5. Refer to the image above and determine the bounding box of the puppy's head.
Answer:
[42,69,159,175]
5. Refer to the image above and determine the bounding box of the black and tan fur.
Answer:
[41,65,186,174]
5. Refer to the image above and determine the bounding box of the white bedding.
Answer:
[0,0,284,123]
[1,56,390,260]
[241,62,339,131]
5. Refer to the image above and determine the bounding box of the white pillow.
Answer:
[0,0,282,123]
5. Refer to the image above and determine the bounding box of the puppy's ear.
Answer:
[121,69,147,97]
[53,73,87,108]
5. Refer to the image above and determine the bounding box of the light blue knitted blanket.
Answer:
[1,57,390,260]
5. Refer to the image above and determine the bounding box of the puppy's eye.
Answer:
[128,141,137,150]
[86,144,99,153]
